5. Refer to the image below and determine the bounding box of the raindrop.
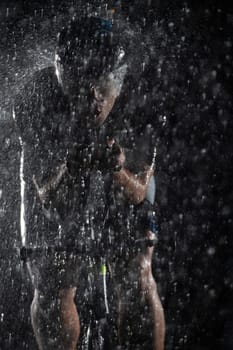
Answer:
[211,70,217,79]
[207,247,216,256]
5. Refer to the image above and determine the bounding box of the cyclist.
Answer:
[14,14,164,350]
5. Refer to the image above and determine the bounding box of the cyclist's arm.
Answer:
[104,139,153,204]
[113,165,154,205]
[33,141,97,206]
[33,162,68,207]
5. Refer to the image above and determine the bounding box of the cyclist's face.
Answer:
[88,63,128,126]
[90,76,119,126]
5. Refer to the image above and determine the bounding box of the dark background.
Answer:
[0,1,232,349]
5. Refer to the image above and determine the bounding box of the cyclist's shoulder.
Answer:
[28,66,57,85]
[14,66,66,114]
[14,66,69,144]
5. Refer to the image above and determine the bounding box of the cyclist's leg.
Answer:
[137,229,165,350]
[115,234,165,350]
[31,287,80,350]
[114,211,165,350]
[28,253,81,350]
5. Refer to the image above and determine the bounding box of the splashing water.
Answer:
[19,139,26,246]
[13,108,26,245]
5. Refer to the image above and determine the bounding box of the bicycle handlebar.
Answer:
[0,237,156,263]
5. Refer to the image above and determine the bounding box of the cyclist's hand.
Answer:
[106,139,125,171]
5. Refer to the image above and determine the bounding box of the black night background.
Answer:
[0,1,232,349]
